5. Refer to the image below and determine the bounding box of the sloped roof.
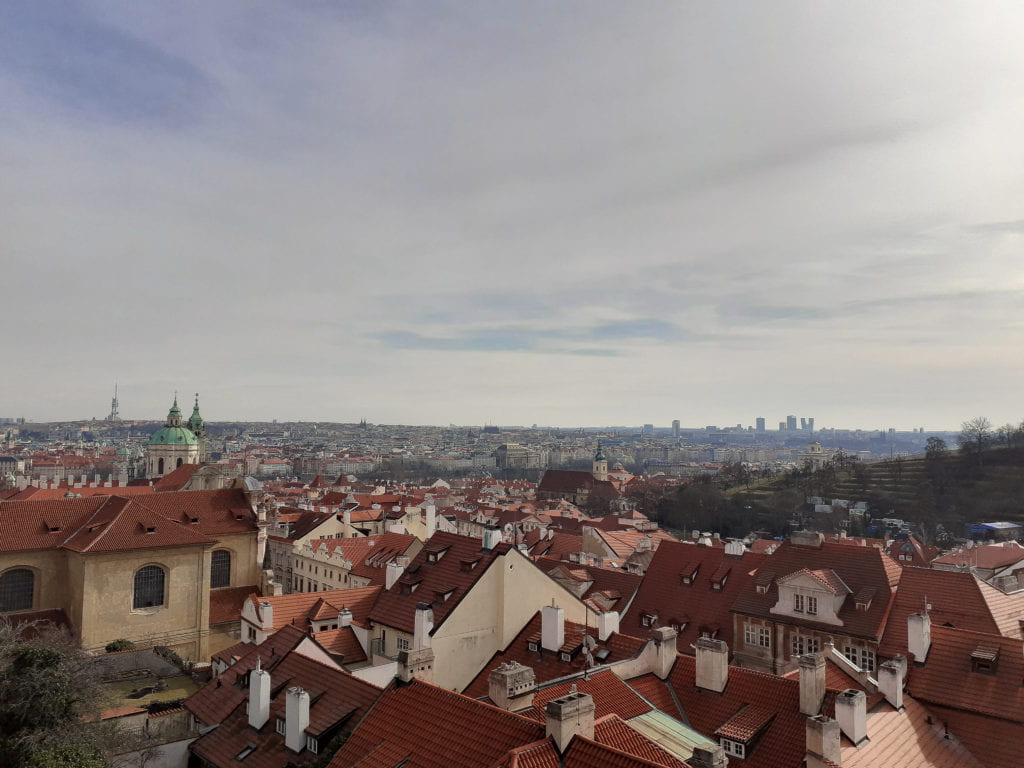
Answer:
[538,556,641,613]
[153,463,200,492]
[622,540,766,650]
[210,586,260,625]
[312,532,419,585]
[932,542,1024,570]
[248,586,382,632]
[731,540,899,641]
[517,670,652,723]
[368,531,510,634]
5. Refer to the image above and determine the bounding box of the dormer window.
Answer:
[756,584,768,595]
[528,641,539,652]
[276,717,286,735]
[806,596,817,615]
[793,594,805,613]
[971,646,999,675]
[721,739,745,759]
[146,526,157,534]
[641,612,657,627]
[560,651,572,663]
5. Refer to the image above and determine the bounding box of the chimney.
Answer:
[413,603,434,649]
[835,689,868,746]
[542,601,565,652]
[397,646,434,684]
[284,686,310,752]
[488,662,536,711]
[805,715,842,768]
[877,656,906,710]
[695,637,728,692]
[259,600,274,633]
[426,504,437,538]
[597,611,620,641]
[247,659,271,729]
[342,505,352,531]
[545,690,595,753]
[338,607,352,628]
[799,653,826,716]
[482,525,502,550]
[908,611,931,663]
[724,540,745,556]
[385,556,409,590]
[650,626,678,679]
[687,746,729,768]
[791,531,825,548]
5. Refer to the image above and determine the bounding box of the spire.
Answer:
[166,394,183,427]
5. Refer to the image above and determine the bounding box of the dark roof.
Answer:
[538,556,641,613]
[368,531,510,634]
[622,540,766,650]
[731,540,900,641]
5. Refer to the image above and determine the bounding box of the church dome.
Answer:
[148,426,198,445]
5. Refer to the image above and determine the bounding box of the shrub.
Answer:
[104,639,135,653]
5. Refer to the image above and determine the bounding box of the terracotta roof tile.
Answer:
[248,586,382,632]
[210,586,260,625]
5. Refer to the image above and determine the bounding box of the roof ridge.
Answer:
[73,495,133,552]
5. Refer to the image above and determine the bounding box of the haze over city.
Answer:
[3,2,1023,428]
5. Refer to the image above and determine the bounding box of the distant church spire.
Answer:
[107,382,120,422]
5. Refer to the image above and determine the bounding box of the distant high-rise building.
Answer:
[807,417,814,433]
[643,423,655,436]
[786,415,797,431]
[755,417,766,432]
[779,421,786,431]
[671,419,680,437]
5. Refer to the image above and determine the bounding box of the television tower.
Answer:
[107,383,121,422]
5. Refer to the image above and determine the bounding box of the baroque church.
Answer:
[146,394,206,478]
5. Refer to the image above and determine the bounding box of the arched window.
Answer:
[176,458,183,468]
[210,550,231,589]
[0,568,34,612]
[133,565,166,609]
[157,458,165,475]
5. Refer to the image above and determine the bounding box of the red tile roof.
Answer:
[623,674,685,721]
[514,670,652,723]
[327,680,546,768]
[153,463,200,492]
[210,586,260,625]
[732,540,899,641]
[932,542,1024,570]
[368,531,510,634]
[920,704,1024,768]
[878,567,1007,657]
[248,586,382,632]
[311,532,419,585]
[537,557,641,613]
[463,612,646,699]
[189,649,382,768]
[310,627,367,664]
[622,540,766,650]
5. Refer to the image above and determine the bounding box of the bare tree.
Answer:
[958,417,993,467]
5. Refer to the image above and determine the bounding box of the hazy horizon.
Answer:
[4,2,1023,429]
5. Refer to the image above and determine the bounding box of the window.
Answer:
[0,568,34,612]
[211,550,232,589]
[528,641,539,652]
[396,637,411,652]
[744,623,770,648]
[276,718,286,735]
[157,458,165,475]
[806,596,818,616]
[721,738,745,758]
[860,648,875,672]
[306,736,318,754]
[642,613,657,627]
[560,652,572,663]
[133,565,166,609]
[792,635,820,656]
[176,458,183,468]
[793,594,805,613]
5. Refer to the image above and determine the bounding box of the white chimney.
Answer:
[284,686,310,753]
[541,601,565,652]
[342,505,352,530]
[488,661,536,711]
[907,611,931,663]
[388,523,405,534]
[482,525,502,550]
[835,689,868,746]
[799,653,826,716]
[695,637,728,692]
[338,607,352,628]
[597,611,620,642]
[724,540,745,556]
[247,659,271,729]
[259,601,274,632]
[426,504,437,539]
[545,690,594,753]
[805,715,841,768]
[413,603,434,649]
[878,656,906,710]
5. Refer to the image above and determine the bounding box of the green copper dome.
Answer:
[148,426,198,445]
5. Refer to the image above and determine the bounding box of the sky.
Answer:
[2,1,1023,430]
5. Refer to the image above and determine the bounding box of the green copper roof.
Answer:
[148,426,198,445]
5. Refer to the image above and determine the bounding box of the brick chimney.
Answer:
[545,689,595,753]
[488,662,536,711]
[695,637,728,692]
[413,603,434,649]
[247,659,271,729]
[284,686,310,753]
[542,601,565,652]
[805,715,841,768]
[799,653,826,716]
[908,611,931,663]
[597,610,620,642]
[835,688,868,746]
[791,531,825,548]
[877,656,906,710]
